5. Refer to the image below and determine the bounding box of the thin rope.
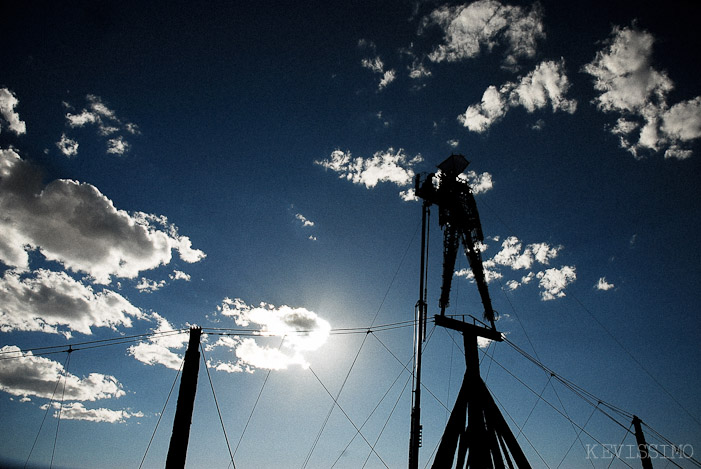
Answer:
[330,354,412,468]
[361,374,412,468]
[200,345,236,469]
[139,357,184,469]
[301,219,420,468]
[571,293,701,430]
[515,374,552,439]
[606,422,633,469]
[24,352,71,469]
[556,403,598,469]
[231,337,286,465]
[308,366,390,468]
[50,349,71,469]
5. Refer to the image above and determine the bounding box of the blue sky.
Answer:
[1,0,700,467]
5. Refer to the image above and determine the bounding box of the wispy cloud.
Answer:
[584,24,701,159]
[127,313,188,370]
[537,266,577,300]
[212,298,331,372]
[0,88,26,135]
[0,149,205,284]
[295,213,315,227]
[0,345,126,401]
[423,0,544,71]
[359,41,397,91]
[459,59,577,132]
[61,94,139,157]
[44,401,143,424]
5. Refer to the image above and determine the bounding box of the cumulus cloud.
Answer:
[62,95,139,156]
[0,345,125,401]
[46,401,143,423]
[459,59,577,132]
[315,148,422,195]
[537,266,577,300]
[169,270,191,282]
[595,277,614,291]
[212,298,331,371]
[584,25,701,159]
[56,133,79,157]
[0,88,26,135]
[423,0,544,70]
[135,277,166,293]
[0,149,205,284]
[127,313,188,370]
[0,269,142,336]
[456,235,574,300]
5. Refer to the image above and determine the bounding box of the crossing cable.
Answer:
[23,351,71,469]
[569,293,701,430]
[482,348,637,469]
[300,218,420,469]
[307,365,390,468]
[361,374,412,469]
[229,337,286,468]
[515,373,552,439]
[638,421,701,468]
[138,356,184,469]
[50,347,72,469]
[606,422,633,469]
[0,330,190,360]
[371,325,451,412]
[482,196,701,431]
[556,403,598,469]
[330,353,412,468]
[495,274,631,461]
[200,345,236,469]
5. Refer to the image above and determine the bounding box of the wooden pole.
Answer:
[166,327,202,469]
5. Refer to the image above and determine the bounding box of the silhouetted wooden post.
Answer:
[166,327,201,469]
[632,415,654,469]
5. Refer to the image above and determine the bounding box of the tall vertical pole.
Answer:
[632,415,654,469]
[166,327,202,469]
[410,203,429,469]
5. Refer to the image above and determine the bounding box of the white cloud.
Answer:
[63,95,139,156]
[595,277,614,291]
[0,149,205,284]
[492,236,561,270]
[537,266,576,300]
[456,236,573,300]
[127,313,188,370]
[424,0,544,70]
[584,25,701,159]
[0,269,142,336]
[56,133,79,157]
[295,213,315,227]
[0,345,125,401]
[447,139,460,148]
[135,277,166,293]
[461,170,493,194]
[361,55,397,90]
[213,298,331,371]
[0,88,26,135]
[315,148,422,197]
[47,402,143,424]
[106,136,130,155]
[459,59,576,132]
[169,270,191,282]
[409,61,432,79]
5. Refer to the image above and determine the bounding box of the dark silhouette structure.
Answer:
[410,155,529,468]
[166,327,201,469]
